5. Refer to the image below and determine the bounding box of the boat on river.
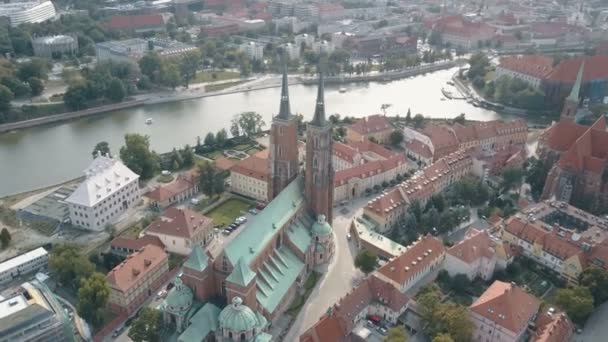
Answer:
[145,118,153,124]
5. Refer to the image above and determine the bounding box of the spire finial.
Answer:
[278,51,291,119]
[567,62,585,103]
[310,64,327,126]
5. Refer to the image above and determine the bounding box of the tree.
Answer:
[128,308,163,342]
[204,132,216,146]
[501,167,524,193]
[555,286,594,325]
[413,114,425,128]
[428,30,442,46]
[237,111,266,138]
[49,244,95,287]
[579,266,608,305]
[119,134,160,179]
[198,161,220,197]
[105,77,126,102]
[179,50,201,87]
[0,228,11,248]
[77,272,109,327]
[384,326,408,342]
[433,334,454,342]
[230,116,240,137]
[467,53,489,81]
[27,77,44,96]
[162,62,181,90]
[17,58,48,81]
[389,130,404,146]
[354,250,377,274]
[405,108,412,123]
[450,274,471,294]
[216,128,228,147]
[453,113,466,125]
[181,145,194,167]
[92,141,111,158]
[0,84,13,112]
[64,83,88,110]
[139,52,163,82]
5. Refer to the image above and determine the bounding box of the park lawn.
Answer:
[206,198,252,226]
[202,150,223,160]
[157,174,174,183]
[193,70,240,83]
[246,147,264,155]
[233,143,255,151]
[205,80,247,92]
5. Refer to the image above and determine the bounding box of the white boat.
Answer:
[145,118,153,124]
[339,87,347,93]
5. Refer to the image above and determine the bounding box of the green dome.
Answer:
[219,297,259,333]
[312,215,332,236]
[164,278,193,316]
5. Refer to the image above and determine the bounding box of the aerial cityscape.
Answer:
[0,0,608,341]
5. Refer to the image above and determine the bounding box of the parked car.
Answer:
[366,320,375,328]
[156,290,167,300]
[256,203,266,210]
[237,216,247,223]
[378,327,387,335]
[222,229,231,235]
[248,208,258,215]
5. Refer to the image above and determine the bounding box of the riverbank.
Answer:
[0,60,465,133]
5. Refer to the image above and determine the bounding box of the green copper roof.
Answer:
[224,176,305,265]
[311,214,332,236]
[218,297,261,333]
[254,332,273,342]
[256,247,305,313]
[226,258,256,287]
[183,244,209,272]
[163,278,193,316]
[178,303,221,342]
[567,62,585,102]
[286,214,313,254]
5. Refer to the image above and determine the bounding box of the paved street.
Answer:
[571,301,608,342]
[283,198,367,341]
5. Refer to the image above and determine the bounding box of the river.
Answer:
[0,67,507,197]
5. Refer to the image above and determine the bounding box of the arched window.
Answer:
[241,333,246,340]
[229,332,233,339]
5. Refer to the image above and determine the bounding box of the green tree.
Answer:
[0,228,11,248]
[128,308,163,342]
[0,84,13,112]
[467,52,489,80]
[105,77,126,102]
[204,132,216,146]
[170,148,184,170]
[119,134,160,179]
[237,111,266,138]
[501,167,524,193]
[198,161,219,197]
[77,272,109,327]
[384,326,408,342]
[413,114,425,128]
[181,145,194,167]
[49,244,95,287]
[555,286,594,325]
[1,76,30,98]
[64,83,88,110]
[92,141,111,158]
[27,77,44,96]
[389,130,404,146]
[139,52,163,82]
[230,116,240,137]
[405,108,412,123]
[579,266,608,305]
[162,62,181,90]
[354,250,377,274]
[428,30,442,46]
[216,128,228,147]
[17,58,48,81]
[179,49,201,87]
[433,334,454,342]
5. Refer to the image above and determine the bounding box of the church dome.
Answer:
[163,278,193,316]
[312,214,332,236]
[219,297,259,333]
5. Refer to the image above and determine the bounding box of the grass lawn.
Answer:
[205,80,247,93]
[205,198,252,226]
[121,220,147,239]
[202,150,223,160]
[193,70,240,83]
[233,143,254,151]
[287,272,321,315]
[246,147,263,155]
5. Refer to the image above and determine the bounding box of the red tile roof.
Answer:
[145,207,213,239]
[532,312,574,342]
[433,15,495,38]
[348,115,393,135]
[230,151,269,181]
[405,139,433,159]
[547,56,608,83]
[107,14,166,30]
[470,281,541,334]
[499,55,554,79]
[333,142,359,163]
[106,245,168,292]
[447,229,497,263]
[377,235,445,286]
[144,172,197,202]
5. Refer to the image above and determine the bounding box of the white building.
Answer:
[229,152,269,202]
[284,42,300,60]
[32,35,78,58]
[294,33,314,49]
[240,41,264,61]
[312,40,334,54]
[0,0,56,27]
[96,38,197,63]
[0,247,48,285]
[293,3,318,21]
[66,154,140,231]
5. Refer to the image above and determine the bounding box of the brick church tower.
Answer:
[305,72,334,223]
[268,61,299,200]
[560,63,584,121]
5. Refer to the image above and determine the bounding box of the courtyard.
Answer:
[204,197,253,226]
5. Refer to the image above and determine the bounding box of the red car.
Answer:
[256,203,267,210]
